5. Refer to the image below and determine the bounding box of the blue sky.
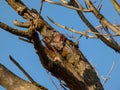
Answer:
[0,0,120,90]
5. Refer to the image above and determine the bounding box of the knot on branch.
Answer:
[17,6,27,15]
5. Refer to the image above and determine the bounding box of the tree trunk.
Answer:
[0,0,104,90]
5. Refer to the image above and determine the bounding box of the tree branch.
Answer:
[102,62,115,86]
[31,31,89,90]
[9,55,47,89]
[48,16,120,39]
[70,0,120,53]
[85,0,120,36]
[2,0,104,90]
[111,0,120,14]
[0,63,47,90]
[47,16,98,38]
[14,20,30,28]
[45,0,120,52]
[0,21,30,38]
[45,0,91,12]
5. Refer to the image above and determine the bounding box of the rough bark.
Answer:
[0,0,104,90]
[0,64,47,90]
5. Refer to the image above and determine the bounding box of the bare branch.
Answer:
[9,56,35,83]
[47,16,98,38]
[102,25,118,45]
[19,37,32,43]
[6,0,38,20]
[70,0,120,53]
[46,71,59,90]
[14,20,30,28]
[91,24,120,31]
[39,0,44,14]
[47,16,119,39]
[60,80,68,90]
[85,0,120,36]
[45,0,91,12]
[102,62,115,86]
[111,0,120,14]
[9,55,47,89]
[0,63,47,90]
[0,21,30,38]
[97,0,102,11]
[73,0,83,9]
[2,0,116,90]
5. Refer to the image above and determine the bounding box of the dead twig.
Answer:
[85,0,120,36]
[9,55,47,89]
[97,0,102,11]
[9,55,35,83]
[45,0,91,12]
[102,62,115,86]
[46,71,59,90]
[0,21,30,38]
[39,0,45,14]
[47,16,119,39]
[14,20,30,28]
[19,37,32,43]
[111,0,120,15]
[47,16,97,38]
